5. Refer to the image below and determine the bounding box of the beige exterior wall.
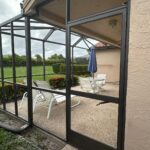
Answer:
[96,49,120,82]
[125,1,150,150]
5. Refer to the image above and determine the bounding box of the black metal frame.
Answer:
[0,15,96,82]
[0,1,130,150]
[25,16,33,126]
[0,12,95,137]
[11,22,18,116]
[0,27,6,110]
[65,1,130,150]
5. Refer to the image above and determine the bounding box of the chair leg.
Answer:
[71,97,81,108]
[19,92,27,108]
[33,94,43,113]
[33,97,38,113]
[47,98,54,119]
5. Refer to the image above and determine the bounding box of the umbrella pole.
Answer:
[92,73,94,79]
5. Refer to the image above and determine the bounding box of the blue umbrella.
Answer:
[88,47,97,78]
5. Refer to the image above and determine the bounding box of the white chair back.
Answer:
[79,77,99,93]
[35,80,53,100]
[79,77,91,91]
[97,74,106,85]
[23,79,39,98]
[35,80,51,89]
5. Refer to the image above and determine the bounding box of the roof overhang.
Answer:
[23,0,128,47]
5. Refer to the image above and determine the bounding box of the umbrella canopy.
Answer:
[88,47,97,77]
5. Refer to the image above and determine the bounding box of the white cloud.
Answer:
[0,0,90,58]
[0,0,22,23]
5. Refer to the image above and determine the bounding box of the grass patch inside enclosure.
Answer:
[0,128,40,150]
[0,111,65,150]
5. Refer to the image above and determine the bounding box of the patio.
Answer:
[4,83,119,148]
[0,0,129,149]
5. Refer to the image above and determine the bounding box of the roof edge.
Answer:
[23,0,54,16]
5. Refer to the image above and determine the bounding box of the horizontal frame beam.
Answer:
[3,73,56,80]
[4,25,55,30]
[69,130,115,150]
[33,16,115,47]
[68,5,127,27]
[0,31,88,50]
[71,90,119,103]
[0,14,23,27]
[0,79,66,96]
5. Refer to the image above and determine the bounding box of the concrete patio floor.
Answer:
[4,83,119,148]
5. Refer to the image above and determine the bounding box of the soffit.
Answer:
[24,0,127,46]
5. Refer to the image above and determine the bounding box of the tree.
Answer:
[48,54,65,61]
[35,54,42,63]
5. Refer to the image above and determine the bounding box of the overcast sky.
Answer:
[0,0,94,58]
[0,0,22,23]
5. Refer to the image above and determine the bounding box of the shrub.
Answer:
[0,84,26,104]
[59,64,65,74]
[52,63,62,73]
[71,76,78,86]
[49,77,65,89]
[48,76,78,89]
[52,63,90,75]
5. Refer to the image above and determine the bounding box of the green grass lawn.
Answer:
[3,66,57,82]
[4,66,53,78]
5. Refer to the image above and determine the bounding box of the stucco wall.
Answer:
[125,1,150,150]
[96,49,120,82]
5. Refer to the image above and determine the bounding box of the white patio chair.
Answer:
[95,74,107,88]
[79,77,109,106]
[79,77,100,94]
[19,80,45,113]
[35,80,80,119]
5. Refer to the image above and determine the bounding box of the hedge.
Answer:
[49,76,78,89]
[0,84,26,104]
[2,55,65,67]
[52,63,90,75]
[52,63,61,74]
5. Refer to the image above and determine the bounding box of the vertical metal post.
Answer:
[71,46,74,84]
[25,16,33,126]
[66,0,71,141]
[43,41,46,80]
[0,27,6,110]
[117,9,127,150]
[66,0,70,25]
[11,22,18,116]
